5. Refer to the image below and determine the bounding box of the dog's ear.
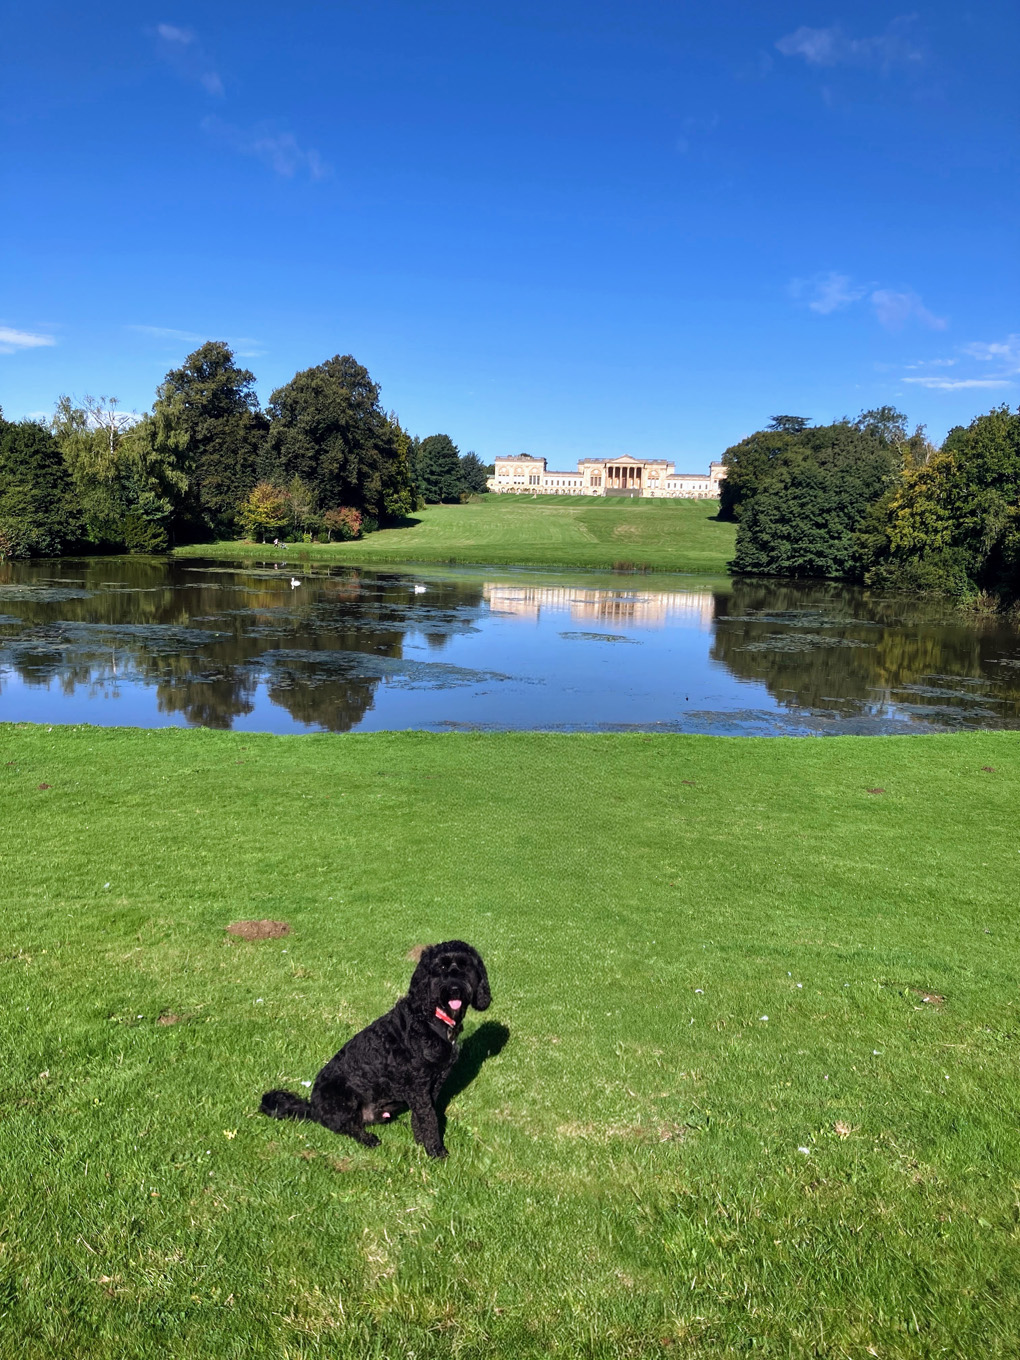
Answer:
[408,945,438,1006]
[471,953,491,1011]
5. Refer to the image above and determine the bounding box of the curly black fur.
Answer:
[261,941,491,1158]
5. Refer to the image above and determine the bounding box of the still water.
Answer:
[1,556,1019,735]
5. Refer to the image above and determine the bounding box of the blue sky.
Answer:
[2,1,1017,465]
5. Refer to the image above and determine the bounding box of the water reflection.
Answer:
[0,557,1018,734]
[483,583,715,629]
[710,578,1020,730]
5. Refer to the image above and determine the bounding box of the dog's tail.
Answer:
[260,1088,315,1121]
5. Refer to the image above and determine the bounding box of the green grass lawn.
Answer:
[2,723,1019,1358]
[174,495,736,575]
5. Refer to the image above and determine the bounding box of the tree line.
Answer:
[0,343,491,558]
[720,405,1020,605]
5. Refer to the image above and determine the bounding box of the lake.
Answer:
[1,555,1018,735]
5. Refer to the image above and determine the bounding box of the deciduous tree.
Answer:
[155,342,267,536]
[239,482,291,542]
[265,355,415,523]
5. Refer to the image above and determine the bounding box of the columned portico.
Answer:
[606,463,642,489]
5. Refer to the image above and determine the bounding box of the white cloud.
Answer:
[126,326,265,358]
[776,18,923,70]
[0,325,56,355]
[676,113,720,155]
[963,334,1020,365]
[157,23,192,44]
[871,289,946,332]
[791,271,869,315]
[128,324,204,343]
[902,376,1012,391]
[202,117,331,180]
[790,274,946,330]
[899,334,1019,392]
[155,22,224,97]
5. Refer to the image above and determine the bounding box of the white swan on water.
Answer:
[290,578,301,588]
[413,584,427,594]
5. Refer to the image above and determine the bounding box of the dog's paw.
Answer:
[427,1145,448,1159]
[360,1132,381,1148]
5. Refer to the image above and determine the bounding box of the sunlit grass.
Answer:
[174,495,736,575]
[1,723,1018,1357]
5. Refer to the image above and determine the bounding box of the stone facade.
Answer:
[486,453,726,498]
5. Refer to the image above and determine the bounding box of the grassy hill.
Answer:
[175,494,736,574]
[2,722,1018,1358]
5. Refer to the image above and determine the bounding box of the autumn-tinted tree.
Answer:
[0,418,82,557]
[155,342,267,536]
[322,506,363,540]
[238,482,291,541]
[418,433,462,502]
[264,354,415,523]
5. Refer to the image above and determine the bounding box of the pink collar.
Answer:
[434,1006,457,1028]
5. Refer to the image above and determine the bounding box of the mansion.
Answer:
[487,454,726,499]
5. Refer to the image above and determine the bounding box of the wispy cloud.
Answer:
[127,325,266,359]
[776,18,923,70]
[676,113,719,156]
[153,25,330,187]
[963,334,1020,365]
[129,324,204,343]
[202,117,331,181]
[900,334,1019,391]
[790,273,946,330]
[0,325,56,355]
[871,289,946,332]
[155,22,224,96]
[902,376,1011,391]
[790,271,869,315]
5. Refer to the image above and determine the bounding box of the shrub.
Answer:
[121,512,169,554]
[322,506,363,541]
[239,482,290,541]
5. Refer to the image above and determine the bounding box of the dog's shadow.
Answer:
[437,1021,511,1132]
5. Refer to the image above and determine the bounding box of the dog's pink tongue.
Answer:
[449,999,462,1010]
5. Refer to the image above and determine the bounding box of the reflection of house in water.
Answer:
[483,584,716,630]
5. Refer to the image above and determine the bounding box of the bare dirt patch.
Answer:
[882,980,946,1008]
[226,919,291,941]
[866,787,886,795]
[406,944,428,961]
[157,1012,181,1026]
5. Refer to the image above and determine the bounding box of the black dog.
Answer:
[261,941,490,1158]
